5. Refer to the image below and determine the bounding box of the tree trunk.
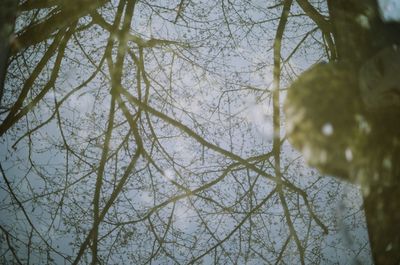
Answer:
[328,0,400,263]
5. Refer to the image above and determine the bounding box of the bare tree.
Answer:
[0,1,372,264]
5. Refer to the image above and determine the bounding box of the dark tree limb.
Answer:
[0,0,17,105]
[12,0,108,54]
